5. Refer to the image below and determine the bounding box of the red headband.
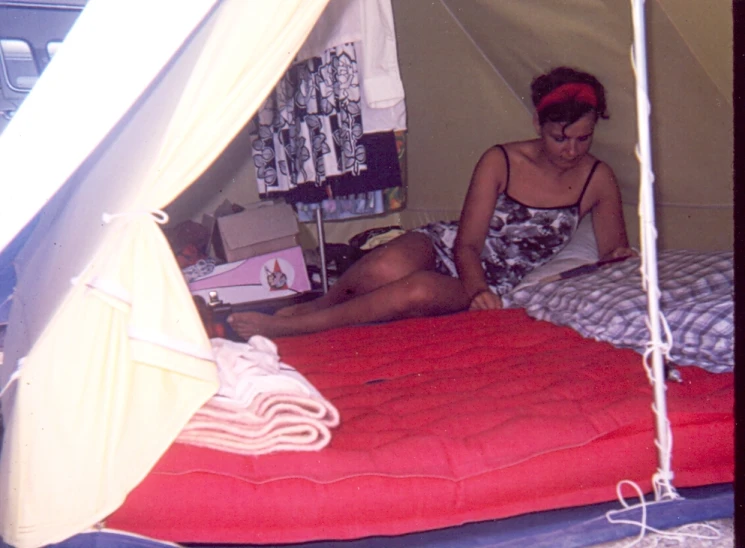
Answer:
[536,83,597,113]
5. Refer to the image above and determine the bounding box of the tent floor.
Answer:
[20,483,732,548]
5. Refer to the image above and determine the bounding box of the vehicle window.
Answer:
[0,2,84,133]
[0,39,39,91]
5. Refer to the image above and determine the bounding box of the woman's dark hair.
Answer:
[531,66,609,127]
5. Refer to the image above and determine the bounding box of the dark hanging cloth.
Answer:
[249,41,402,205]
[259,131,402,204]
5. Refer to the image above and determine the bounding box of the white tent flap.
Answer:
[0,1,330,546]
[0,0,218,254]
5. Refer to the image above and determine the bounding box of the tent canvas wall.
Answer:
[392,0,732,252]
[0,0,733,547]
[167,0,733,252]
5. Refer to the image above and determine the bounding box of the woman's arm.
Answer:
[453,147,507,309]
[585,163,635,260]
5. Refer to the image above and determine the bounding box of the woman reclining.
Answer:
[228,66,634,339]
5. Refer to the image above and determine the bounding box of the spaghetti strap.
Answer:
[577,160,601,206]
[495,144,510,190]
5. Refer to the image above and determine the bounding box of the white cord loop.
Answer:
[102,209,169,225]
[606,480,720,547]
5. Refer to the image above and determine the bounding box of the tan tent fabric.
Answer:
[0,1,330,547]
[391,0,732,251]
[656,0,732,105]
[166,0,731,252]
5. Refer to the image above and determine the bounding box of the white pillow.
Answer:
[514,214,598,289]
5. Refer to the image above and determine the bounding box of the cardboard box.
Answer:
[189,245,311,306]
[209,201,299,263]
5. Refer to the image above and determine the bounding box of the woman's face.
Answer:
[536,112,597,169]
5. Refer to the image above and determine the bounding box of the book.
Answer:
[540,256,630,283]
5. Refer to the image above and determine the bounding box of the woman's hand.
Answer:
[469,289,502,311]
[603,246,638,261]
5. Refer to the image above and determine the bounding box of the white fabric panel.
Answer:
[0,1,330,546]
[359,0,405,109]
[297,0,362,60]
[356,38,408,131]
[0,0,218,253]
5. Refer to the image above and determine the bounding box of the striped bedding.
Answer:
[506,250,734,373]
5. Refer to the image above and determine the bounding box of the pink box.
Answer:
[189,246,311,305]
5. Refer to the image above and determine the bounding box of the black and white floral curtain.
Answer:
[251,43,368,194]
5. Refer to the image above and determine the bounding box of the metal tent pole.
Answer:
[630,0,676,500]
[315,206,329,293]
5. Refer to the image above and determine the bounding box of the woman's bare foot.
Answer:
[228,311,309,339]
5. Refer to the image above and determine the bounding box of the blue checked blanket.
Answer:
[506,250,734,373]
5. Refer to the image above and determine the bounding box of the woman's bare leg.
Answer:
[275,232,437,317]
[228,270,471,339]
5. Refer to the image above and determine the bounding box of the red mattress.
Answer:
[106,309,734,544]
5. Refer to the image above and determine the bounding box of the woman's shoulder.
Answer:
[581,158,620,209]
[586,157,616,182]
[496,139,543,166]
[499,139,539,153]
[476,144,511,167]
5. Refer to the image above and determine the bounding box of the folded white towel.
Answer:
[177,336,339,455]
[212,336,314,406]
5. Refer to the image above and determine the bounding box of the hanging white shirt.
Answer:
[296,0,406,132]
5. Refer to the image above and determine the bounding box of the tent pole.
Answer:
[630,0,676,499]
[315,207,329,293]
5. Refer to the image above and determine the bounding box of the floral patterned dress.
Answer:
[413,145,600,296]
